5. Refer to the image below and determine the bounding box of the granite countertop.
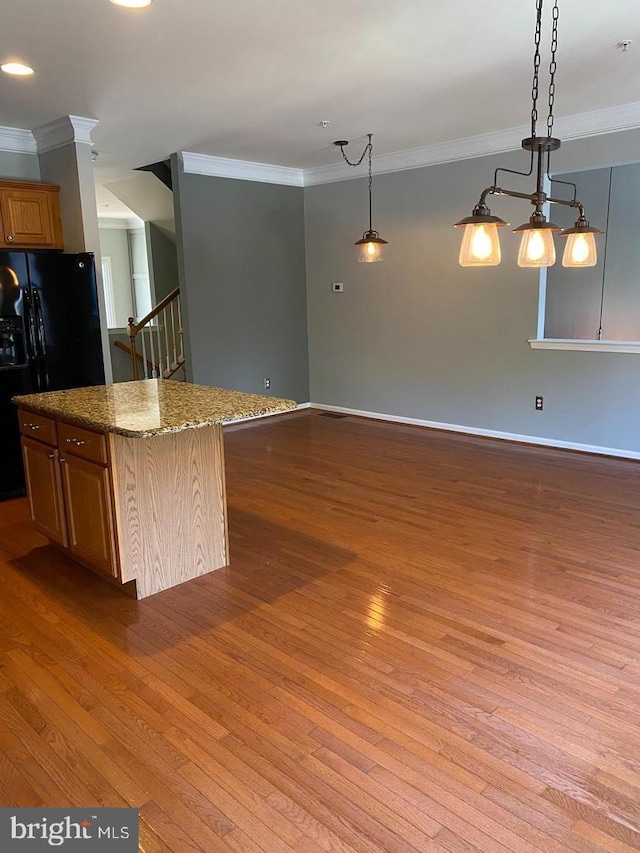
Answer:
[13,379,297,438]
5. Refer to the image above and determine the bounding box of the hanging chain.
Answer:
[368,136,373,232]
[547,0,559,137]
[338,134,372,168]
[530,0,543,138]
[337,134,375,233]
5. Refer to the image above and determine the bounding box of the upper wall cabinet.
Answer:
[0,180,64,251]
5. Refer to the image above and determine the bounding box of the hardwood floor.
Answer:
[1,409,640,852]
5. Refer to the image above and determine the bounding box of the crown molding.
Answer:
[178,100,640,189]
[180,151,304,187]
[304,100,640,186]
[554,99,640,140]
[0,126,37,155]
[33,115,99,154]
[304,126,527,186]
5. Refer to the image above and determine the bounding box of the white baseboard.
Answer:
[310,402,640,461]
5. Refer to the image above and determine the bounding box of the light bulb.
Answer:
[527,232,545,262]
[357,241,384,263]
[562,232,597,267]
[471,225,493,260]
[517,229,556,268]
[458,223,501,266]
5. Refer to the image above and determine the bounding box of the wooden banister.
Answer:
[125,287,184,381]
[127,287,180,337]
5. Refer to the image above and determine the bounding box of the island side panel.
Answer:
[108,424,228,598]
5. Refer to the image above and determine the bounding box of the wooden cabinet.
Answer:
[60,453,117,578]
[21,436,67,547]
[0,180,64,250]
[20,410,118,580]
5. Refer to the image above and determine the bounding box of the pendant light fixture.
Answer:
[454,0,602,269]
[334,134,388,262]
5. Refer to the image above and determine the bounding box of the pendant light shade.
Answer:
[454,204,508,266]
[355,231,387,263]
[560,217,602,267]
[562,232,597,267]
[458,224,501,266]
[513,214,561,268]
[516,229,556,268]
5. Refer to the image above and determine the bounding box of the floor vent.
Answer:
[319,412,348,419]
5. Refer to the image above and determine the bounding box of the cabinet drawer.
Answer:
[58,422,108,465]
[18,410,57,446]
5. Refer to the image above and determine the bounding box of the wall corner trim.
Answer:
[33,115,99,154]
[180,151,304,187]
[0,125,37,155]
[310,403,640,461]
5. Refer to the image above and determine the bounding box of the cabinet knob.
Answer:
[47,452,55,460]
[65,437,86,446]
[59,457,66,464]
[7,235,14,242]
[24,423,40,430]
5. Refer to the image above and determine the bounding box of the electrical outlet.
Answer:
[535,395,544,411]
[332,281,344,293]
[264,378,271,390]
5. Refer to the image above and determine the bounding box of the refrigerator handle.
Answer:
[32,289,50,391]
[22,289,39,380]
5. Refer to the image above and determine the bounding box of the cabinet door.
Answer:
[22,437,67,546]
[60,453,118,578]
[0,186,63,249]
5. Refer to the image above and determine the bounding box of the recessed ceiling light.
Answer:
[1,62,35,76]
[110,0,153,8]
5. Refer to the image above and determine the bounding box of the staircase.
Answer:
[114,287,185,381]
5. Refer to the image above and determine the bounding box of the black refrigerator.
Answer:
[0,251,105,500]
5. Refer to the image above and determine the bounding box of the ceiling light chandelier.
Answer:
[455,0,602,269]
[334,134,388,263]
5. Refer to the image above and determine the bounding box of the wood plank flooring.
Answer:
[1,409,640,852]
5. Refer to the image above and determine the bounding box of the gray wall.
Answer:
[173,162,309,401]
[0,150,40,181]
[109,331,134,383]
[145,222,178,302]
[305,128,640,453]
[99,227,133,327]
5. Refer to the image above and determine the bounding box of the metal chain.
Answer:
[530,0,543,138]
[338,134,372,168]
[547,0,559,137]
[368,140,372,202]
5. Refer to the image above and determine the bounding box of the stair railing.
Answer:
[126,287,185,381]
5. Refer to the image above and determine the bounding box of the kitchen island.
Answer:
[13,379,296,598]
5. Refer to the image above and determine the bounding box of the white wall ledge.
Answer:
[529,339,640,354]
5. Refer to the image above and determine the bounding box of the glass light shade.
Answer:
[517,229,556,267]
[1,62,35,75]
[109,0,153,7]
[562,232,597,267]
[357,240,384,263]
[458,223,501,266]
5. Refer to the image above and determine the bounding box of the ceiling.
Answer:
[1,0,638,177]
